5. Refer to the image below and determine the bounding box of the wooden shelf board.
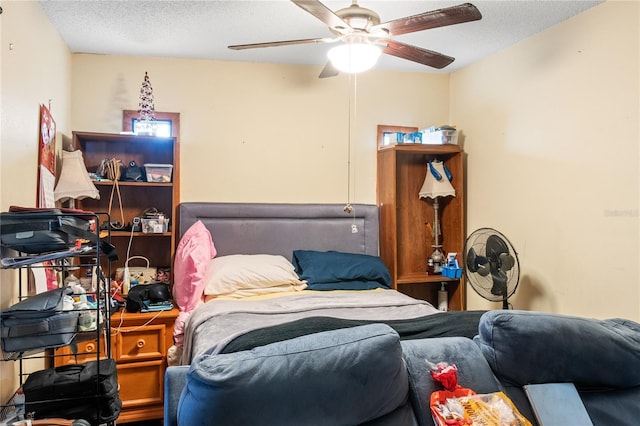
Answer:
[379,143,462,154]
[110,231,171,237]
[93,180,173,187]
[397,272,460,285]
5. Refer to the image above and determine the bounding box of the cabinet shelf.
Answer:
[93,180,173,188]
[378,143,462,154]
[396,272,460,285]
[110,231,171,238]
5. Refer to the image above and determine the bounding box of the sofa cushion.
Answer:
[177,323,411,425]
[475,310,640,388]
[401,337,504,426]
[579,387,640,425]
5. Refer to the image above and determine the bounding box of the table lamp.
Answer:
[419,160,456,274]
[54,150,99,209]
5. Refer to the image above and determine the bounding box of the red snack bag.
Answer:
[428,361,532,426]
[431,362,462,392]
[429,361,477,426]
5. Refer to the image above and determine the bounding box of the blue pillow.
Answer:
[292,250,392,290]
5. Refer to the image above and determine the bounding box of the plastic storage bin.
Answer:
[141,217,170,234]
[144,164,173,182]
[422,130,458,145]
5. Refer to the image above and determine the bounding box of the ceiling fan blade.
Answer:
[373,3,482,36]
[291,0,352,35]
[318,61,340,78]
[380,40,454,69]
[229,37,334,50]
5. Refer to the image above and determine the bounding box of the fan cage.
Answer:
[464,227,520,303]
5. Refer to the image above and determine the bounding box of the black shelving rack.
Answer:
[0,211,118,425]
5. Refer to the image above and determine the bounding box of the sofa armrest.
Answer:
[164,366,189,426]
[475,310,640,425]
[475,310,640,387]
[178,324,410,425]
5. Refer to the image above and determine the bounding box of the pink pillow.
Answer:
[172,220,216,346]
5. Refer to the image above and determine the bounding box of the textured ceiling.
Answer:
[39,0,602,73]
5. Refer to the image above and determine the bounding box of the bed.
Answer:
[171,202,479,366]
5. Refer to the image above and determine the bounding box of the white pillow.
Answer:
[203,254,306,297]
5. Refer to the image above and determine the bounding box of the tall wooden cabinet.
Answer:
[66,130,180,423]
[376,125,466,310]
[72,131,180,273]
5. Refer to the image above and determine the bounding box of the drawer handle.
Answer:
[86,343,95,352]
[137,339,145,348]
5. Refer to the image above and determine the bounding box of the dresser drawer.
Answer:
[117,360,164,409]
[53,336,109,365]
[114,324,166,363]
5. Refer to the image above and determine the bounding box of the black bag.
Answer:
[126,282,171,312]
[0,207,117,260]
[0,287,79,353]
[23,358,122,425]
[122,160,145,181]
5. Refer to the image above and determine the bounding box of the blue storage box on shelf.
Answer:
[442,252,462,278]
[442,266,463,279]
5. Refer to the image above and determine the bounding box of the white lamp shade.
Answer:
[419,161,456,199]
[327,43,381,74]
[54,150,100,202]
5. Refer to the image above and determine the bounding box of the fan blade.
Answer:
[466,247,490,276]
[477,263,490,277]
[380,39,454,69]
[486,234,510,259]
[319,61,339,78]
[373,3,482,37]
[229,37,334,50]
[490,271,509,297]
[291,0,352,35]
[466,248,479,272]
[499,253,516,271]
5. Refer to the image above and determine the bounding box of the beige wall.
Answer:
[450,1,639,319]
[0,0,72,403]
[70,56,449,203]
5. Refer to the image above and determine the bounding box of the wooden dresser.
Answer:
[54,307,179,423]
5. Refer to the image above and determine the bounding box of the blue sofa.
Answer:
[164,310,640,425]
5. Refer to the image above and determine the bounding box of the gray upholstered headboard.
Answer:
[177,203,379,261]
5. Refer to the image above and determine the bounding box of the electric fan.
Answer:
[464,228,520,309]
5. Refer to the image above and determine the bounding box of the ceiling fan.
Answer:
[228,0,482,78]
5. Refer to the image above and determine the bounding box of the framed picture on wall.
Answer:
[37,104,56,208]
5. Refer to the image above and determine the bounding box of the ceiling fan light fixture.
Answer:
[327,43,381,74]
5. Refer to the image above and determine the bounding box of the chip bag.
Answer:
[429,361,532,426]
